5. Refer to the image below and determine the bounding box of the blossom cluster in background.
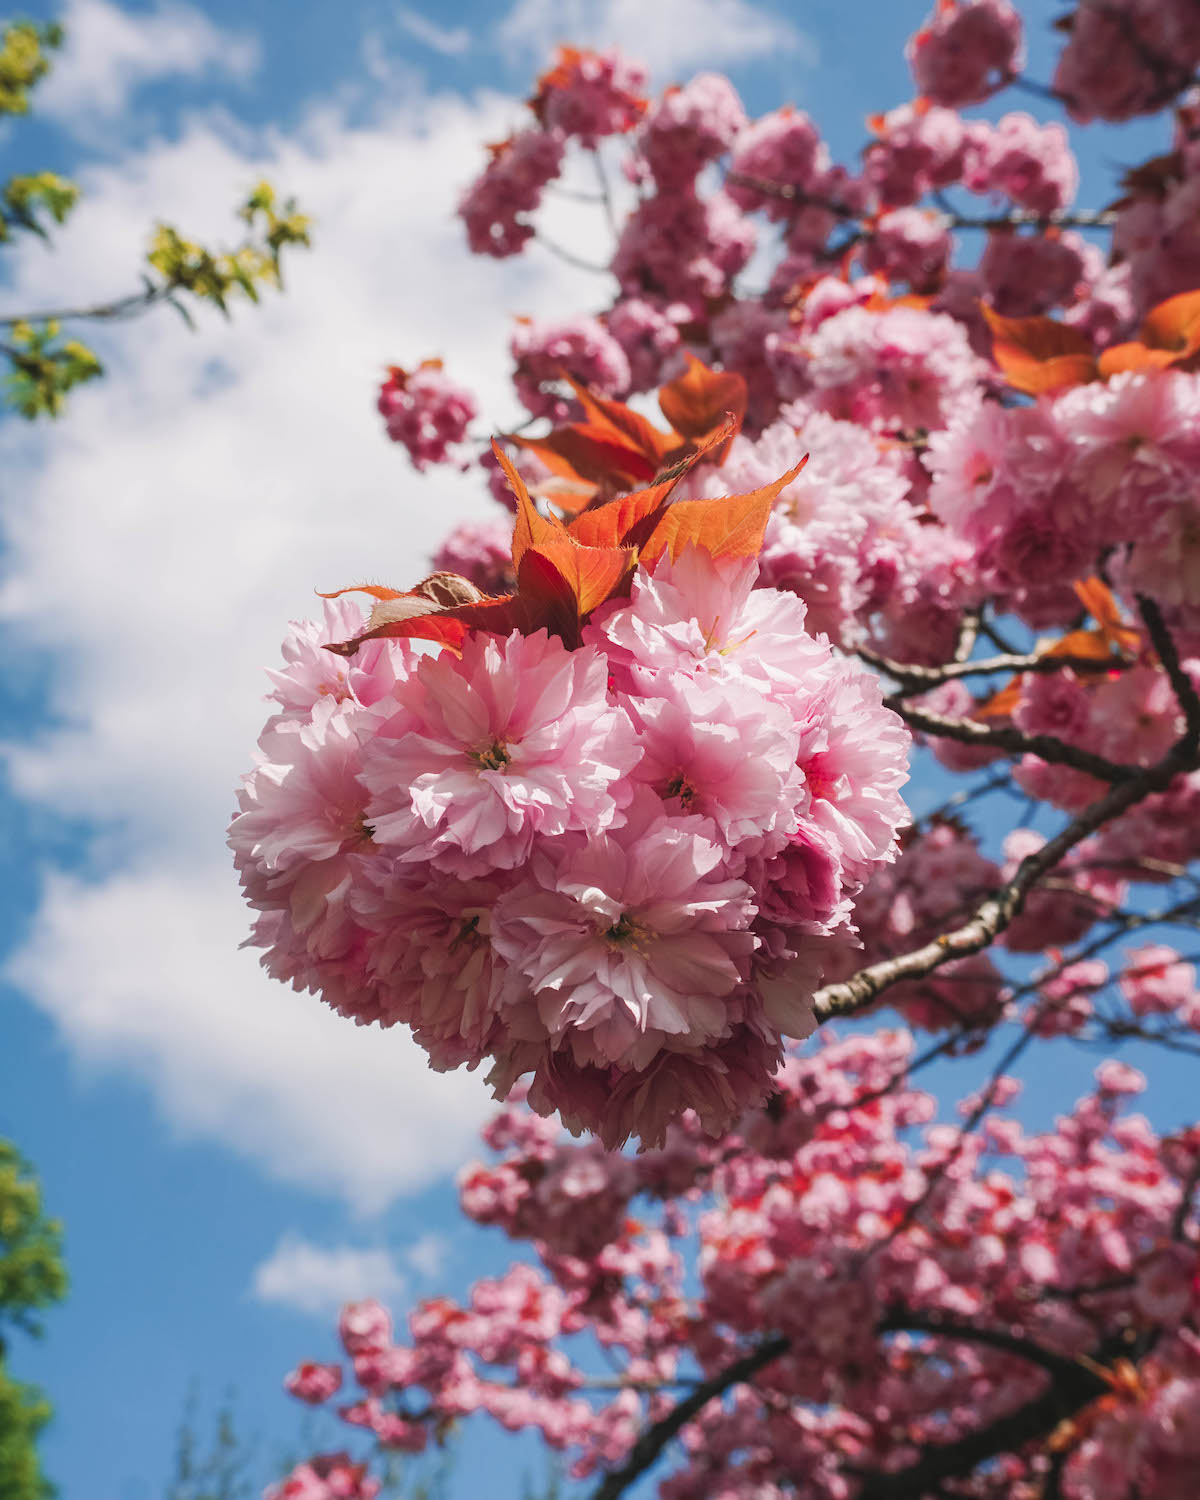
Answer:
[273,1043,1200,1498]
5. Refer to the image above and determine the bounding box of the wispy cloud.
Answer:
[37,0,258,130]
[497,0,811,81]
[405,1232,452,1279]
[252,1235,407,1316]
[396,6,472,58]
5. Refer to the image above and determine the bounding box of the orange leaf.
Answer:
[639,456,808,567]
[516,537,637,644]
[1097,342,1178,378]
[977,678,1021,718]
[317,583,406,603]
[565,418,739,551]
[565,376,678,464]
[492,438,561,574]
[1071,577,1142,656]
[534,476,600,516]
[510,427,660,490]
[1137,287,1200,361]
[981,305,1099,394]
[318,573,487,612]
[1041,629,1124,664]
[657,355,747,458]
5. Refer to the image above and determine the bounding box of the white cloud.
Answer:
[8,868,492,1212]
[252,1235,407,1316]
[497,0,809,82]
[37,0,259,127]
[405,1232,452,1279]
[396,7,472,57]
[0,81,605,1210]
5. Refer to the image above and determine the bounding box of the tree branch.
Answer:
[814,727,1200,1023]
[848,1334,1130,1499]
[534,230,614,275]
[857,645,1126,694]
[590,1311,1125,1500]
[722,169,1116,231]
[587,1336,790,1500]
[876,1309,1101,1385]
[1138,594,1200,750]
[0,283,166,327]
[894,702,1136,786]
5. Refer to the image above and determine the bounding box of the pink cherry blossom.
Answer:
[377,361,477,470]
[490,792,759,1072]
[360,629,640,875]
[907,0,1025,107]
[625,671,808,853]
[285,1362,343,1404]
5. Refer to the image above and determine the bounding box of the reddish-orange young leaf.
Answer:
[565,376,678,464]
[318,572,488,612]
[317,582,406,603]
[1137,287,1200,360]
[862,287,934,314]
[1040,628,1128,665]
[567,486,667,550]
[1096,342,1178,378]
[516,537,637,644]
[1072,577,1142,656]
[513,550,579,644]
[492,439,563,574]
[981,305,1099,394]
[528,46,584,123]
[977,678,1022,718]
[326,593,542,657]
[638,456,809,567]
[533,475,600,516]
[510,426,660,490]
[657,355,747,458]
[565,418,739,551]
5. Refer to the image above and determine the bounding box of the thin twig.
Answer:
[534,230,613,276]
[0,284,165,328]
[590,146,619,239]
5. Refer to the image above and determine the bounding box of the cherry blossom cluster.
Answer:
[927,369,1200,634]
[376,360,477,471]
[230,537,910,1149]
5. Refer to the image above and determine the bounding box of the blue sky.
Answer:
[0,1,1186,1496]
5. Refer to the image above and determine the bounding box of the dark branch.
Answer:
[849,1334,1130,1499]
[590,1310,1128,1500]
[1138,594,1200,752]
[814,723,1200,1022]
[877,1309,1102,1384]
[894,702,1136,786]
[588,1336,790,1500]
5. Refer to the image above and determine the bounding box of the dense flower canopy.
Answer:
[245,2,1200,1495]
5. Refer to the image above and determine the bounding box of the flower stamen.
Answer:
[471,738,511,771]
